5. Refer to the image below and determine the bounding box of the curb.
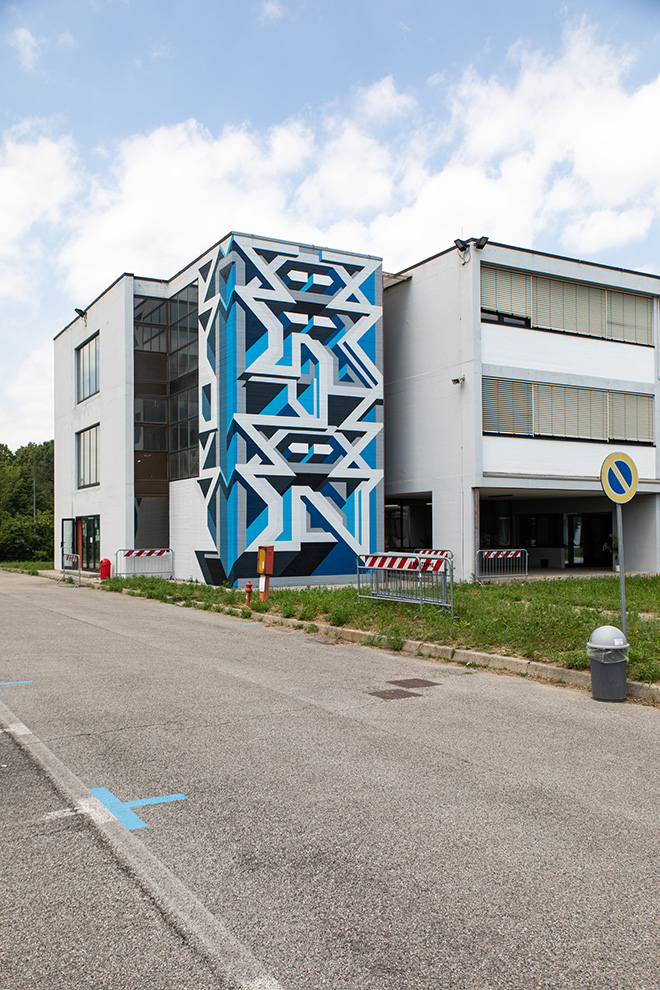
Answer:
[33,571,660,706]
[258,615,660,705]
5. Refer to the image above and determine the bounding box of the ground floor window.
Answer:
[479,501,613,569]
[384,497,432,550]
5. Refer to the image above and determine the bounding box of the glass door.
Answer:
[61,518,75,568]
[79,515,100,571]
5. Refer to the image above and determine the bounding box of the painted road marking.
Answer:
[600,452,638,504]
[90,786,187,830]
[0,708,285,988]
[0,681,33,690]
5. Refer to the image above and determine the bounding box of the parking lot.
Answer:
[1,570,659,990]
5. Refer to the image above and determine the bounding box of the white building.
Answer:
[54,232,383,584]
[384,238,660,581]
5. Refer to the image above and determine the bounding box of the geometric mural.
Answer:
[194,233,383,585]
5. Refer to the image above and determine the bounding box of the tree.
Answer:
[0,440,54,561]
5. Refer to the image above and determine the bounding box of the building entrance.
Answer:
[566,512,612,568]
[77,515,101,571]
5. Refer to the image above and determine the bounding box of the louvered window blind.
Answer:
[480,265,653,345]
[482,376,653,443]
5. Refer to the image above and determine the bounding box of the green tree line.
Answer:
[0,440,54,561]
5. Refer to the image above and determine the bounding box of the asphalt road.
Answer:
[1,570,659,990]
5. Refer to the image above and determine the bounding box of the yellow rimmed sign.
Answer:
[600,452,638,504]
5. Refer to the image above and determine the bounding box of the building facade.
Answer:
[54,232,384,584]
[384,239,660,581]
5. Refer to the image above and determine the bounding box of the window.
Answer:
[77,425,100,487]
[481,265,653,345]
[76,334,99,402]
[169,385,199,481]
[134,296,167,352]
[168,283,199,382]
[482,376,654,444]
[134,397,167,423]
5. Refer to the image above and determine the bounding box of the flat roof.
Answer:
[393,238,660,283]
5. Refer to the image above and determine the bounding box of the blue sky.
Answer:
[2,0,660,448]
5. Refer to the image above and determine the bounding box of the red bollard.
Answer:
[245,581,253,606]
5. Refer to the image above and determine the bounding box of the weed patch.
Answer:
[89,572,660,683]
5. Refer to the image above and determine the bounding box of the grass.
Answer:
[92,572,660,685]
[0,560,54,575]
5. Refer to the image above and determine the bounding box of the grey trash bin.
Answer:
[587,625,629,702]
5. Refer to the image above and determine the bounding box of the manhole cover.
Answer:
[368,688,422,700]
[388,678,439,689]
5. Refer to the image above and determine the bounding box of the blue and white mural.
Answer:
[194,233,383,585]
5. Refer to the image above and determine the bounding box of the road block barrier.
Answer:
[115,549,174,579]
[475,549,528,580]
[59,552,82,585]
[357,552,454,614]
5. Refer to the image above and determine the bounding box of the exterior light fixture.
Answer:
[474,236,489,250]
[454,238,469,252]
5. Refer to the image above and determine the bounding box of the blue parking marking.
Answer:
[90,786,187,830]
[0,680,33,690]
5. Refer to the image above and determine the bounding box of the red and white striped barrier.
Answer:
[357,550,454,614]
[360,550,454,571]
[122,549,169,558]
[115,548,174,578]
[360,554,420,570]
[475,548,528,579]
[481,550,522,559]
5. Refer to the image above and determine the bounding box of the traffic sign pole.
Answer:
[600,452,637,642]
[616,502,627,640]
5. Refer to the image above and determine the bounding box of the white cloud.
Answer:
[563,208,654,254]
[356,76,417,123]
[6,20,660,447]
[259,1,284,24]
[62,31,649,293]
[0,123,79,299]
[59,118,321,300]
[0,342,54,450]
[9,27,44,71]
[56,19,660,295]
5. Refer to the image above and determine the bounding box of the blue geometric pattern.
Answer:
[195,234,383,584]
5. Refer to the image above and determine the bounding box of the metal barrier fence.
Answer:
[475,549,528,580]
[115,549,174,579]
[357,552,454,614]
[59,552,81,585]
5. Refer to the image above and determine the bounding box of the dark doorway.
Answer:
[385,498,432,550]
[566,512,612,568]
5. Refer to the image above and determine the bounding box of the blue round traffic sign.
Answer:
[600,452,638,504]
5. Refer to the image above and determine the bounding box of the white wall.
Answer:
[620,495,660,574]
[169,478,215,581]
[482,436,657,482]
[384,248,481,577]
[54,276,134,567]
[481,325,655,385]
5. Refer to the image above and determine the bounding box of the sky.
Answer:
[2,0,660,451]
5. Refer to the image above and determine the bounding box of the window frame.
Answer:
[76,332,100,403]
[480,264,654,346]
[482,376,654,445]
[76,424,100,488]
